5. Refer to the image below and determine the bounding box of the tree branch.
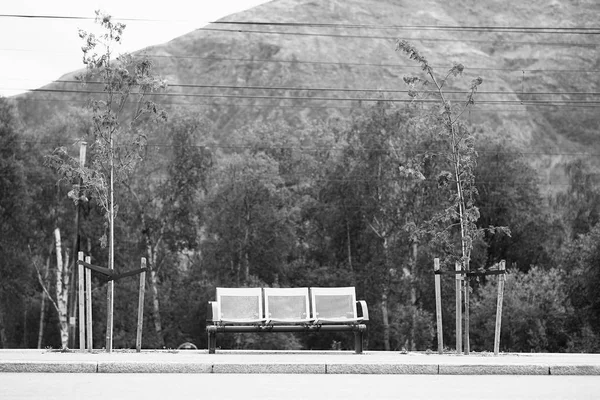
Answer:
[29,246,61,316]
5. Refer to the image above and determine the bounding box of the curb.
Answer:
[0,361,97,373]
[326,363,438,374]
[2,361,600,375]
[439,364,550,375]
[2,351,600,375]
[550,365,600,375]
[98,361,213,373]
[212,363,325,374]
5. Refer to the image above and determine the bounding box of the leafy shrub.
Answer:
[470,267,572,352]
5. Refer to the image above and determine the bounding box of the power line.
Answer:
[198,27,600,47]
[212,21,600,35]
[0,14,180,22]
[144,55,600,73]
[11,97,600,111]
[12,80,600,97]
[10,87,600,108]
[7,87,424,102]
[14,139,600,158]
[2,51,598,74]
[2,13,599,35]
[0,13,94,20]
[6,85,600,101]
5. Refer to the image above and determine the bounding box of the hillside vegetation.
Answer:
[15,1,600,164]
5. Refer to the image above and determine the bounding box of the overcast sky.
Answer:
[0,0,272,97]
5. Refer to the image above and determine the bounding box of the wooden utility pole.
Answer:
[494,260,506,356]
[136,258,147,352]
[455,261,462,354]
[434,258,443,354]
[85,256,93,352]
[78,252,85,350]
[106,135,115,353]
[464,260,470,355]
[70,142,87,349]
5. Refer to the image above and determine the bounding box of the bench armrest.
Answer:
[357,300,369,321]
[207,301,219,323]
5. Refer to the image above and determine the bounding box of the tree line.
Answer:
[2,95,600,352]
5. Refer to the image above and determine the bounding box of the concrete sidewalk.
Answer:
[1,349,599,375]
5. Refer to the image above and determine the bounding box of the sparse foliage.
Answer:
[46,10,167,245]
[396,41,509,353]
[396,40,493,268]
[45,10,167,352]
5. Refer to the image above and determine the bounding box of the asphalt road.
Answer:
[1,374,599,400]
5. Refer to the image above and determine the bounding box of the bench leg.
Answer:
[207,329,217,354]
[354,331,363,354]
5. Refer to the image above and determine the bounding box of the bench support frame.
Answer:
[206,323,367,354]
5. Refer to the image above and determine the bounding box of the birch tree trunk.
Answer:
[381,236,391,351]
[37,291,47,349]
[381,291,391,351]
[54,228,70,350]
[346,217,355,282]
[37,257,50,349]
[242,197,251,285]
[409,240,418,351]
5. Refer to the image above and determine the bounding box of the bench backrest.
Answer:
[216,287,263,323]
[213,286,360,323]
[310,287,357,322]
[263,287,310,322]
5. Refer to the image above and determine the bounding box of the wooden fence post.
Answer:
[85,256,93,352]
[78,252,85,350]
[455,261,462,354]
[136,258,147,353]
[434,258,443,354]
[494,260,506,356]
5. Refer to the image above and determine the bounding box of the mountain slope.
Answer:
[14,0,600,182]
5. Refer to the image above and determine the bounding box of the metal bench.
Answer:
[206,287,369,354]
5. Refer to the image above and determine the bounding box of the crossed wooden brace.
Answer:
[434,269,506,277]
[76,260,147,282]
